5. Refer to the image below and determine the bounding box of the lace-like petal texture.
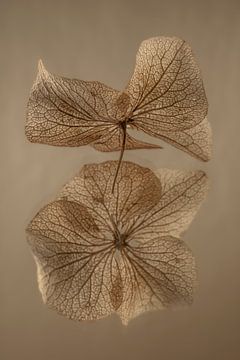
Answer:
[26,36,211,160]
[27,161,209,324]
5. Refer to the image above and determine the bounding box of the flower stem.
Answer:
[111,120,127,194]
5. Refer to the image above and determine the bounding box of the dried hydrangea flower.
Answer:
[25,36,211,190]
[26,161,208,325]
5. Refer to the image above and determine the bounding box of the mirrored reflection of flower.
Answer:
[26,161,208,325]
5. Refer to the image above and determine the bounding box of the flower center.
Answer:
[114,231,127,250]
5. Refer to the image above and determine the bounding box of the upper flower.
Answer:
[25,36,212,161]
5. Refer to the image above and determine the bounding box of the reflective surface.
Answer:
[1,0,239,359]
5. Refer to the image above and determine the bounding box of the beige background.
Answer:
[1,0,240,359]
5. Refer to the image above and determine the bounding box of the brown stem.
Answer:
[111,120,127,194]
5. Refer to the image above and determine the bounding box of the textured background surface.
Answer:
[1,0,239,359]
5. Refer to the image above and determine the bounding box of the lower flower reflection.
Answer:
[27,161,208,324]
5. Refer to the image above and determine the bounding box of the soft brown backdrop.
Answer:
[1,0,240,359]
